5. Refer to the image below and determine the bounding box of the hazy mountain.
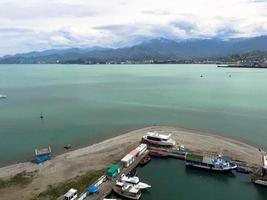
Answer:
[1,36,267,64]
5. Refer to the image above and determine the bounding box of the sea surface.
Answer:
[1,64,267,199]
[138,159,267,200]
[1,64,267,166]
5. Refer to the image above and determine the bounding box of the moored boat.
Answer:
[235,166,252,174]
[139,156,151,166]
[251,154,267,186]
[113,183,141,200]
[149,150,168,158]
[142,132,175,147]
[120,174,151,189]
[185,153,237,172]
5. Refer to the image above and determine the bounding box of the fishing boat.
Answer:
[142,132,175,147]
[185,153,237,172]
[120,174,151,189]
[149,150,168,158]
[113,182,141,200]
[139,156,151,166]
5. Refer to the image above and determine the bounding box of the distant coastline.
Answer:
[218,64,267,69]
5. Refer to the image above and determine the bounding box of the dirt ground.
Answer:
[0,126,263,200]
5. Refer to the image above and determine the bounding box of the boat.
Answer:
[113,182,141,200]
[171,145,187,156]
[142,132,175,147]
[251,154,267,186]
[185,153,237,172]
[149,150,168,158]
[120,174,151,189]
[0,94,7,99]
[139,156,151,166]
[235,166,252,174]
[40,112,44,119]
[64,144,72,149]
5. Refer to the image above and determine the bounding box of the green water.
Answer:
[138,159,267,200]
[1,64,267,166]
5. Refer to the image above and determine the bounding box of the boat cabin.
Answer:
[146,132,171,141]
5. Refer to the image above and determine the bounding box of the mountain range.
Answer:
[1,36,267,64]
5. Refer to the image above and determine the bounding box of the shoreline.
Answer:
[0,126,264,200]
[1,124,263,168]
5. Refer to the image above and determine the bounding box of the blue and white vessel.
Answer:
[185,153,237,172]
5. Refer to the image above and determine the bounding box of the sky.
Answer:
[0,0,267,56]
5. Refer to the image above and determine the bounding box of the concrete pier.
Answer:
[86,151,148,200]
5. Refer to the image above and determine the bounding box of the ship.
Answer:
[185,153,237,172]
[142,132,175,147]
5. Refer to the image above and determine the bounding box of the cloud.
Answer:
[0,0,267,55]
[142,10,172,16]
[0,1,99,20]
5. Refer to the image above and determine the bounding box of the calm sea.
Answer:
[1,64,267,166]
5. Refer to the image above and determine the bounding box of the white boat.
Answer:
[142,132,175,147]
[0,94,7,99]
[253,179,267,186]
[121,175,151,189]
[113,182,141,200]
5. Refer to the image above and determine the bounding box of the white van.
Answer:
[64,188,78,200]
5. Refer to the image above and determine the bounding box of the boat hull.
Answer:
[252,179,267,187]
[149,150,168,158]
[113,186,141,200]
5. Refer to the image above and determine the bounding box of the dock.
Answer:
[85,151,148,200]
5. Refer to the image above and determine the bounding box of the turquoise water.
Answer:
[1,64,267,165]
[138,159,267,200]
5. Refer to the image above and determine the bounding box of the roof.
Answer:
[121,154,134,162]
[35,146,51,156]
[87,185,99,193]
[130,149,139,156]
[64,188,77,197]
[107,164,120,173]
[137,143,147,149]
[146,131,171,140]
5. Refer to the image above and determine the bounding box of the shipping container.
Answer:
[121,154,135,167]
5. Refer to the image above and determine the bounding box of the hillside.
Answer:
[1,36,267,64]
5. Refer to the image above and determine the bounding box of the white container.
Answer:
[136,143,147,155]
[121,154,135,167]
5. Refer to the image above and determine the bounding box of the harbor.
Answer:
[66,131,266,200]
[0,126,266,200]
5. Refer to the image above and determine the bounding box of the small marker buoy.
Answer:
[40,112,44,119]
